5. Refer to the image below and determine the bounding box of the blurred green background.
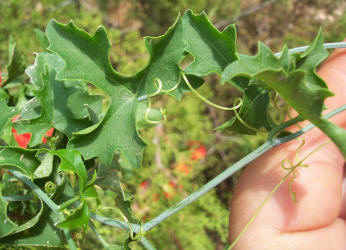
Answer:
[0,0,345,249]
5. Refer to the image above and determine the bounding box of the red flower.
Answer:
[12,114,54,148]
[191,145,206,161]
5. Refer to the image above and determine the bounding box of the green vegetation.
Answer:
[0,1,345,249]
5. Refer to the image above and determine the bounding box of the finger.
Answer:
[229,46,346,249]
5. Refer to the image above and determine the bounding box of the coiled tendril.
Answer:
[144,77,180,124]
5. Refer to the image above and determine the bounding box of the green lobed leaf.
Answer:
[222,42,282,82]
[45,20,150,168]
[44,11,215,168]
[182,10,237,76]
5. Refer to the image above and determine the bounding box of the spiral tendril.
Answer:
[44,181,56,196]
[281,138,329,202]
[232,98,267,132]
[181,72,243,111]
[143,77,173,124]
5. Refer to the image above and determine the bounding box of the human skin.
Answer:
[228,46,346,250]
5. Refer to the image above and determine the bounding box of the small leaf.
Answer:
[56,201,89,230]
[217,77,272,134]
[3,37,26,86]
[34,29,50,50]
[33,150,54,178]
[0,99,16,135]
[53,149,87,193]
[0,147,40,177]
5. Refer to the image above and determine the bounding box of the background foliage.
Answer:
[1,0,345,249]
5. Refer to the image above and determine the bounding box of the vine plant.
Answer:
[0,10,345,249]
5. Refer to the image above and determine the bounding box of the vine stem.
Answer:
[58,195,80,210]
[88,221,109,248]
[274,42,346,57]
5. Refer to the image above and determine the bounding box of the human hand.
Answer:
[228,45,346,250]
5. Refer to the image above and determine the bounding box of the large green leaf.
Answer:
[44,13,213,168]
[46,20,148,168]
[182,10,237,76]
[46,11,236,167]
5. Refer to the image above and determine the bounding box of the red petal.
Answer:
[12,127,31,148]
